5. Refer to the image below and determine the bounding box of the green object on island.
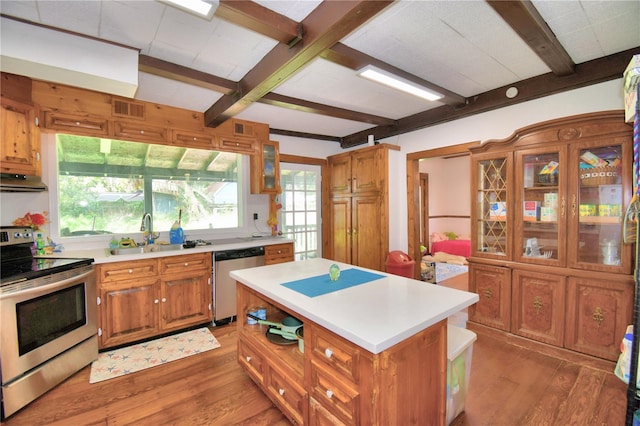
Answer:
[329,264,340,281]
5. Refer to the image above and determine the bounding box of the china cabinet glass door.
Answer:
[515,147,567,266]
[569,140,627,271]
[472,155,510,258]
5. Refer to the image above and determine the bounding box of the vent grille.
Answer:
[233,121,254,137]
[112,99,145,119]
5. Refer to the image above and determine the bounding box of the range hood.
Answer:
[0,174,48,192]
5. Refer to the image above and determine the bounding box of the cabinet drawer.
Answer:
[44,112,110,136]
[113,120,168,143]
[265,243,293,265]
[97,259,158,283]
[172,129,217,149]
[160,253,209,274]
[238,337,266,385]
[308,325,360,384]
[266,361,307,425]
[309,397,344,426]
[219,137,255,154]
[309,358,360,425]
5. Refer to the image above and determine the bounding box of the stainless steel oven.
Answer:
[0,226,97,419]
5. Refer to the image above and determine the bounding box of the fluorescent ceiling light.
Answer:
[357,65,443,101]
[159,0,218,19]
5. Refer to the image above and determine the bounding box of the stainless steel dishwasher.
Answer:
[213,246,265,324]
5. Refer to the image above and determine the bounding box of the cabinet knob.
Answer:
[324,348,333,359]
[279,388,285,396]
[277,250,282,254]
[154,299,159,304]
[140,130,145,134]
[184,262,189,266]
[76,121,80,126]
[246,356,251,362]
[326,390,333,399]
[533,296,543,314]
[162,297,167,303]
[483,288,493,299]
[593,307,605,327]
[128,269,133,274]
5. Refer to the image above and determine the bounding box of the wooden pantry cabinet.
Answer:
[468,111,634,361]
[327,144,398,272]
[96,252,212,349]
[236,282,446,425]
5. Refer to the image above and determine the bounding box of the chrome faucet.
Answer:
[140,212,159,244]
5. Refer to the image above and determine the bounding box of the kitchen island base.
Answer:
[237,283,448,425]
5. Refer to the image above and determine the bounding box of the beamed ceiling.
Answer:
[1,0,639,148]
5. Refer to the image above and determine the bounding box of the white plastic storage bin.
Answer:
[447,325,477,425]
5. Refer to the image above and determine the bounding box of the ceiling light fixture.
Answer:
[357,65,443,101]
[159,0,218,20]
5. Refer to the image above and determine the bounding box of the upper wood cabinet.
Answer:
[44,111,110,137]
[113,120,168,143]
[1,98,41,176]
[329,147,383,195]
[251,140,280,194]
[171,129,217,150]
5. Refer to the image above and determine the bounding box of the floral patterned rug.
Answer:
[89,327,221,384]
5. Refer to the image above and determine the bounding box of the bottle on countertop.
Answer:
[169,209,184,244]
[35,233,46,255]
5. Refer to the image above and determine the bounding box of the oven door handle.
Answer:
[3,268,94,300]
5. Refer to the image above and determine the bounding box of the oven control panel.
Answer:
[0,226,34,246]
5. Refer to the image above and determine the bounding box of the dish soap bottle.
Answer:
[35,233,46,255]
[169,209,184,244]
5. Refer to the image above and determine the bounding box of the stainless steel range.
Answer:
[0,226,97,419]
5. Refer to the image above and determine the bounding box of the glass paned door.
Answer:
[574,143,623,267]
[474,157,509,256]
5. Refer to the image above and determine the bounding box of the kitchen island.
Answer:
[231,258,478,425]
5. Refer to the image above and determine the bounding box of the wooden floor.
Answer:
[2,320,628,426]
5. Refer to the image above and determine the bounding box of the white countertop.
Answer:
[230,258,479,354]
[50,236,293,264]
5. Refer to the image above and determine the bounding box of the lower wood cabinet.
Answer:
[237,282,446,425]
[96,252,212,349]
[511,269,566,347]
[468,263,511,331]
[264,242,294,265]
[469,260,633,361]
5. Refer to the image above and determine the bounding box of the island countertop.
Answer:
[230,257,479,354]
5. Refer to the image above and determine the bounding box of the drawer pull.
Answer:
[246,356,251,362]
[324,348,333,359]
[154,299,159,304]
[277,250,282,254]
[326,390,333,399]
[279,388,285,396]
[162,297,167,303]
[128,269,133,274]
[593,307,605,327]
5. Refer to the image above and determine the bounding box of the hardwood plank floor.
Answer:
[2,322,627,425]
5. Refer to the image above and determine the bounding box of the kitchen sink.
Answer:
[109,243,184,256]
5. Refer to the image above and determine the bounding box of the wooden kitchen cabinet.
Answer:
[113,120,168,143]
[327,144,397,272]
[565,275,633,361]
[511,269,566,347]
[251,139,281,194]
[1,98,41,176]
[468,263,511,331]
[219,136,256,154]
[96,252,212,349]
[171,128,217,150]
[43,111,110,137]
[236,281,447,425]
[264,242,294,265]
[468,111,634,361]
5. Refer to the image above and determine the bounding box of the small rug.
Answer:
[89,327,220,384]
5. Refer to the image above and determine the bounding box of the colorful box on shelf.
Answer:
[489,202,507,220]
[544,193,558,208]
[540,206,557,222]
[523,201,540,221]
[579,204,597,217]
[598,204,621,217]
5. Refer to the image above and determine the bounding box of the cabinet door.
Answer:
[113,120,168,143]
[470,153,512,259]
[171,129,217,149]
[328,152,352,194]
[265,243,294,264]
[514,146,567,267]
[251,140,280,194]
[1,99,40,176]
[44,111,110,137]
[98,277,160,348]
[160,270,212,331]
[565,276,633,361]
[266,361,308,425]
[329,196,352,264]
[568,138,632,274]
[511,269,565,346]
[468,263,511,331]
[351,148,380,193]
[219,137,256,154]
[352,194,383,271]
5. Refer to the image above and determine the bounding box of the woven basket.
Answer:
[580,166,620,186]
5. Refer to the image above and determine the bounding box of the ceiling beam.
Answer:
[341,46,637,147]
[204,0,394,128]
[487,0,575,76]
[260,92,396,126]
[321,43,467,107]
[215,0,302,46]
[138,55,237,94]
